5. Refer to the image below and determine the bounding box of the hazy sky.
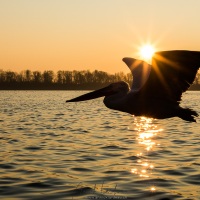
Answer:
[1,0,200,73]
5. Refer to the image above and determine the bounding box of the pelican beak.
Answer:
[66,85,115,102]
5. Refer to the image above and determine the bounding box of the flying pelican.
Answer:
[66,50,200,122]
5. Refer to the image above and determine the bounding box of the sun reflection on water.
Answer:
[130,117,163,192]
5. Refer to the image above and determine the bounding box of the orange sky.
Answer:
[1,0,200,73]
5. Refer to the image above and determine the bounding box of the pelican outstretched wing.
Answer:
[122,57,151,92]
[139,50,200,102]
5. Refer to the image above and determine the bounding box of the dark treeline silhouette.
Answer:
[0,69,132,90]
[0,69,200,90]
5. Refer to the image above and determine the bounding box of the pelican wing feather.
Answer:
[139,50,200,102]
[122,57,151,92]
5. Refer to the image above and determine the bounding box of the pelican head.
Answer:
[66,81,130,102]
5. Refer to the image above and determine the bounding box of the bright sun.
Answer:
[140,44,155,60]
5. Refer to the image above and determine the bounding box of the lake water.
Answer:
[0,91,200,200]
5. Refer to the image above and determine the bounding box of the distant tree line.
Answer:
[0,69,200,90]
[0,69,132,90]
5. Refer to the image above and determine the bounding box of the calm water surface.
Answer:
[0,91,200,200]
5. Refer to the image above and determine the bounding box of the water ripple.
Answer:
[0,91,200,199]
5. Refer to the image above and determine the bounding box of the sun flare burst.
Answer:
[140,44,155,61]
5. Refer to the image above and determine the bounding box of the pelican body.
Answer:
[66,50,200,122]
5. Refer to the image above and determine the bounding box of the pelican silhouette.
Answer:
[66,50,200,122]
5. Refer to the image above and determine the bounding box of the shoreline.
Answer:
[1,84,200,91]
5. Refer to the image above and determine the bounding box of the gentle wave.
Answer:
[0,91,200,199]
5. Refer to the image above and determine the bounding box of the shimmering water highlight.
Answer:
[0,91,200,199]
